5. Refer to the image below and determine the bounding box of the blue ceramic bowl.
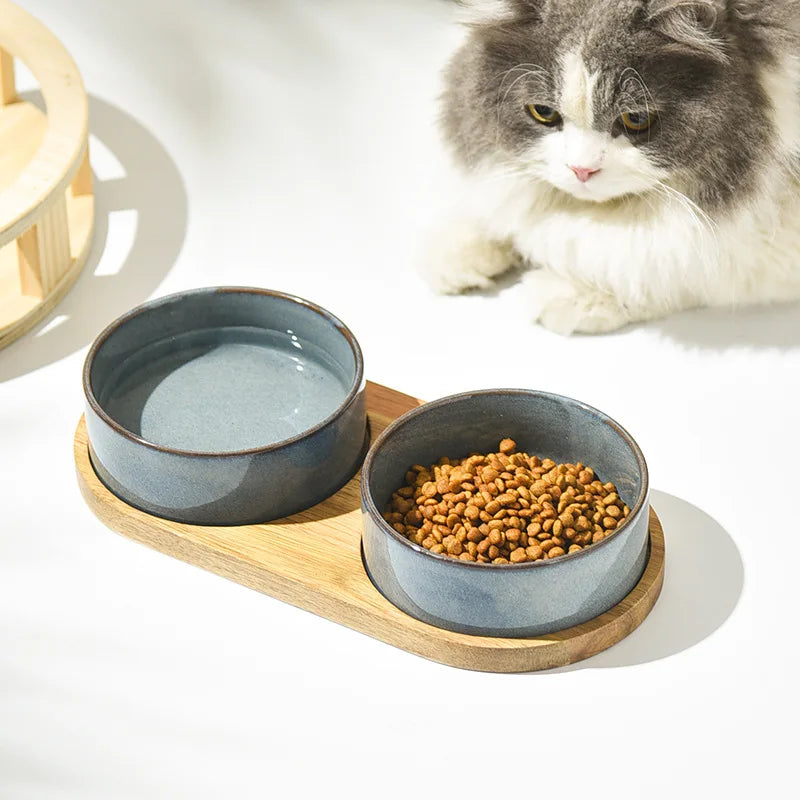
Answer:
[84,287,367,525]
[361,390,650,638]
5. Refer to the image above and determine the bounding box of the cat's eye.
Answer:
[527,104,562,127]
[620,110,655,133]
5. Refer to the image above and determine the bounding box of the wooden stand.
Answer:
[0,0,94,349]
[74,382,665,673]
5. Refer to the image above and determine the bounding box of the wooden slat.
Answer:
[74,382,666,673]
[0,48,15,106]
[0,193,94,346]
[70,142,92,198]
[13,195,71,301]
[35,194,70,293]
[16,224,41,297]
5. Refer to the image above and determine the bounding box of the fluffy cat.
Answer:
[426,0,800,334]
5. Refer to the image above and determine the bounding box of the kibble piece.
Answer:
[464,504,480,521]
[485,499,501,515]
[531,480,549,496]
[488,529,505,546]
[498,438,517,454]
[446,539,463,556]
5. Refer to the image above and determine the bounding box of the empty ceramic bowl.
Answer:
[361,389,650,638]
[84,287,367,525]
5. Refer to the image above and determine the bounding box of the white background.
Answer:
[1,1,797,797]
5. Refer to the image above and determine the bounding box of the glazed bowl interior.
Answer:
[86,288,361,455]
[365,390,647,557]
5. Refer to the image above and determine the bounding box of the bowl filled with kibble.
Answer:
[361,389,649,638]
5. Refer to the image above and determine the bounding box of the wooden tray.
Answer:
[74,382,665,673]
[0,0,94,350]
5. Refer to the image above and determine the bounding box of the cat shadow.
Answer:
[542,490,744,672]
[0,95,188,383]
[459,262,800,349]
[647,301,800,350]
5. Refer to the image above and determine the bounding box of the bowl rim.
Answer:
[361,388,650,570]
[83,286,365,458]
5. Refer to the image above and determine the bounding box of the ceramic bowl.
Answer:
[84,287,367,525]
[361,389,650,638]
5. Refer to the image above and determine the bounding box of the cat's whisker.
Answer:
[498,68,549,109]
[493,63,550,94]
[653,184,711,234]
[477,164,544,186]
[492,63,550,132]
[646,180,721,275]
[619,67,659,143]
[620,67,656,115]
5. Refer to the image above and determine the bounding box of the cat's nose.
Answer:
[569,165,601,183]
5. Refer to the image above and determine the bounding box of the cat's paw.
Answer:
[422,219,520,295]
[524,270,630,335]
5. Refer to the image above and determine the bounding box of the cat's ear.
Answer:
[646,0,730,63]
[457,1,546,26]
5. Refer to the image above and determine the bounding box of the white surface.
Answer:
[0,1,796,797]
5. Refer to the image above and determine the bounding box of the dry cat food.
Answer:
[383,439,631,565]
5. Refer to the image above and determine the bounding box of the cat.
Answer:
[425,0,800,334]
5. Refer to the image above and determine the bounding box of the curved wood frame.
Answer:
[0,0,94,349]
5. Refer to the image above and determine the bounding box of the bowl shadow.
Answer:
[0,95,188,382]
[547,489,744,671]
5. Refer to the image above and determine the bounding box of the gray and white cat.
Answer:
[426,0,800,334]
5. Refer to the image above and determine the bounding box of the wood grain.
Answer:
[0,0,94,349]
[74,382,665,673]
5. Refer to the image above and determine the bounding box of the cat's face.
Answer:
[443,0,784,208]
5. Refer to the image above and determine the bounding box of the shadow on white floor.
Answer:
[651,303,800,350]
[0,95,188,383]
[550,489,744,671]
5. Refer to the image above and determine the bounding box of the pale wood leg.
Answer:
[71,142,92,197]
[17,227,42,298]
[16,195,71,298]
[38,195,71,293]
[0,48,15,106]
